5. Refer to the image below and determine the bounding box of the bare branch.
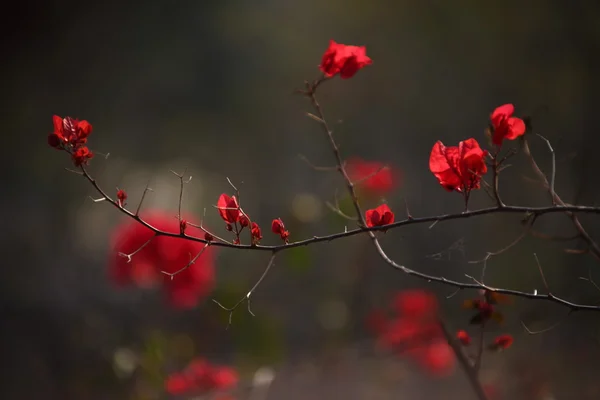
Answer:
[161,243,209,279]
[212,253,277,328]
[118,235,156,263]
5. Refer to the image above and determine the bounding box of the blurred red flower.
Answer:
[109,211,215,308]
[372,290,455,377]
[165,358,238,396]
[319,40,372,79]
[346,158,398,195]
[491,334,514,351]
[456,330,471,345]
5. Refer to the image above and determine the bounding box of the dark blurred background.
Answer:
[3,0,600,399]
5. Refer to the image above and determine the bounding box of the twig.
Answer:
[213,253,277,328]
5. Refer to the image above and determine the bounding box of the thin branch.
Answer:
[118,235,156,263]
[161,243,209,279]
[438,320,490,400]
[298,154,340,172]
[136,180,153,216]
[75,166,600,311]
[522,136,600,260]
[213,253,277,328]
[521,311,571,335]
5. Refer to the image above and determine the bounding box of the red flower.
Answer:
[365,204,394,228]
[346,158,399,195]
[180,219,187,234]
[109,211,215,308]
[116,189,127,208]
[319,40,372,79]
[239,214,250,227]
[217,194,240,224]
[49,115,93,149]
[429,138,488,194]
[490,104,526,146]
[250,222,262,245]
[456,330,471,345]
[491,334,513,350]
[71,146,94,166]
[393,290,438,318]
[271,218,290,243]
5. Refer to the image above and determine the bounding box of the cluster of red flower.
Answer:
[165,358,238,396]
[48,115,94,166]
[216,193,290,246]
[455,290,514,352]
[429,104,526,203]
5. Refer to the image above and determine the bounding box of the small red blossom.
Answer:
[250,222,262,245]
[239,214,250,227]
[429,138,488,195]
[180,219,188,234]
[217,194,240,224]
[71,146,94,166]
[204,232,214,242]
[456,330,471,345]
[271,218,290,243]
[116,189,127,208]
[491,334,513,350]
[346,158,399,195]
[490,104,526,146]
[319,40,372,79]
[365,204,394,228]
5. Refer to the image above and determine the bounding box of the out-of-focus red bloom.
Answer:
[165,373,190,395]
[373,290,455,377]
[217,194,240,224]
[116,189,127,208]
[491,334,513,350]
[490,104,526,146]
[393,290,438,318]
[271,218,290,243]
[319,40,372,79]
[346,158,398,195]
[165,358,238,396]
[415,339,456,377]
[250,222,262,245]
[429,138,488,194]
[71,146,94,166]
[365,204,394,228]
[456,330,471,345]
[109,211,215,308]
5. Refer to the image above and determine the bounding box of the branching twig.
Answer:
[213,253,277,328]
